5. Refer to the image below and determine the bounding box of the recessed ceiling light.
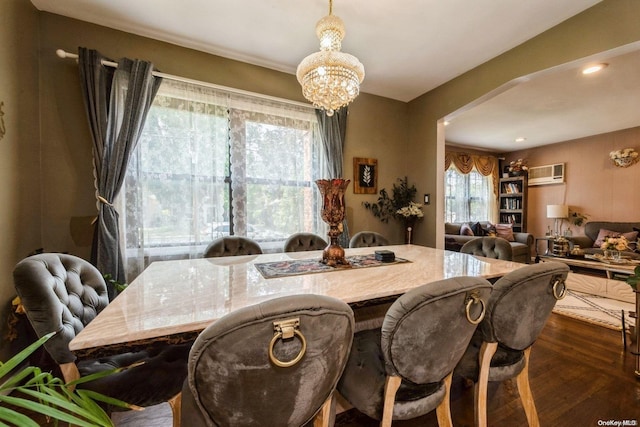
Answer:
[515,137,526,142]
[444,120,450,126]
[582,63,608,75]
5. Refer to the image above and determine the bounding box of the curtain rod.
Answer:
[56,49,313,110]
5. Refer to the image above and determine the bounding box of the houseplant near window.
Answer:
[0,333,133,427]
[363,177,423,243]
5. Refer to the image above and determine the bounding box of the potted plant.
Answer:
[568,209,588,227]
[0,333,133,426]
[363,177,423,243]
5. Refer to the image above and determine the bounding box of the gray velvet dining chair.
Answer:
[283,232,328,252]
[461,236,513,261]
[454,261,569,427]
[180,294,355,427]
[349,231,390,248]
[13,253,190,425]
[203,236,263,257]
[337,276,492,427]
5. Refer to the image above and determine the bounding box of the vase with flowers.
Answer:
[508,158,528,176]
[609,148,639,168]
[362,177,423,244]
[600,235,629,260]
[396,202,424,244]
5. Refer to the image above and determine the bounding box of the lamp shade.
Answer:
[547,204,568,219]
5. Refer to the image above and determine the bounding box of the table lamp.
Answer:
[547,204,568,237]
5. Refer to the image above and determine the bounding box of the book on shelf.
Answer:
[502,183,521,194]
[502,198,521,210]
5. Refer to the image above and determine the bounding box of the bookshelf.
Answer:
[498,175,528,232]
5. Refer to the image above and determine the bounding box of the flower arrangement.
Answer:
[609,148,638,160]
[600,235,629,251]
[363,177,423,243]
[396,201,424,219]
[362,176,419,223]
[508,158,528,173]
[609,148,639,167]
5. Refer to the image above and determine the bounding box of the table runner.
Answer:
[255,254,410,279]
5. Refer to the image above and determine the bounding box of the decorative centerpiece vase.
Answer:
[316,178,351,267]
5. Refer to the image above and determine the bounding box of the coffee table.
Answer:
[541,254,640,377]
[539,254,637,304]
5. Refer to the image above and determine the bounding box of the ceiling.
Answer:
[445,44,640,152]
[30,0,637,152]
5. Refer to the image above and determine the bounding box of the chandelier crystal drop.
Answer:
[296,0,365,116]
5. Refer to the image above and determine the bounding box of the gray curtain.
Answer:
[78,48,161,300]
[316,107,350,248]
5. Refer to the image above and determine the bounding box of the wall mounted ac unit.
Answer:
[528,163,565,186]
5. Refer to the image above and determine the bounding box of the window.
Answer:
[445,165,494,223]
[118,79,327,278]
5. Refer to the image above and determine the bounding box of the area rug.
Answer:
[254,254,410,279]
[552,289,635,332]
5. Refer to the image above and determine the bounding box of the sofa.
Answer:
[445,221,533,263]
[567,221,640,260]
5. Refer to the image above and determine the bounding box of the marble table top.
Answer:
[70,245,522,355]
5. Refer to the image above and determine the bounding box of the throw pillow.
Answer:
[470,222,485,236]
[593,228,639,249]
[494,223,515,242]
[460,223,474,236]
[483,222,496,237]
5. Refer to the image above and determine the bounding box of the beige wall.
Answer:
[505,126,640,242]
[407,0,640,247]
[0,0,41,359]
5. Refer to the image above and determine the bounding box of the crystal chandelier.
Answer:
[296,0,365,116]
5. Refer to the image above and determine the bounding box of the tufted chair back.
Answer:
[283,232,328,252]
[13,253,109,365]
[337,276,492,426]
[203,236,263,258]
[13,253,191,419]
[461,236,513,260]
[455,261,569,426]
[181,294,355,427]
[349,231,390,248]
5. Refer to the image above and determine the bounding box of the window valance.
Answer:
[445,151,499,196]
[445,151,497,176]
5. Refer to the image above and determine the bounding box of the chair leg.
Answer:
[515,348,540,427]
[168,393,182,427]
[435,372,454,427]
[474,341,498,427]
[380,375,401,427]
[313,394,335,427]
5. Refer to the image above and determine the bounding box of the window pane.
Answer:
[119,79,326,279]
[445,167,492,223]
[127,99,229,247]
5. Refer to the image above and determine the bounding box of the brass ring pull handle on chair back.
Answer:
[552,276,567,300]
[269,318,307,368]
[465,292,486,325]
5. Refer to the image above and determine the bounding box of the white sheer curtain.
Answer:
[445,164,497,223]
[118,79,327,280]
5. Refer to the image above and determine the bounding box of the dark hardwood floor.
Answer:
[13,313,640,426]
[336,313,640,427]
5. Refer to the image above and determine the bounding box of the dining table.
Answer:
[70,244,523,358]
